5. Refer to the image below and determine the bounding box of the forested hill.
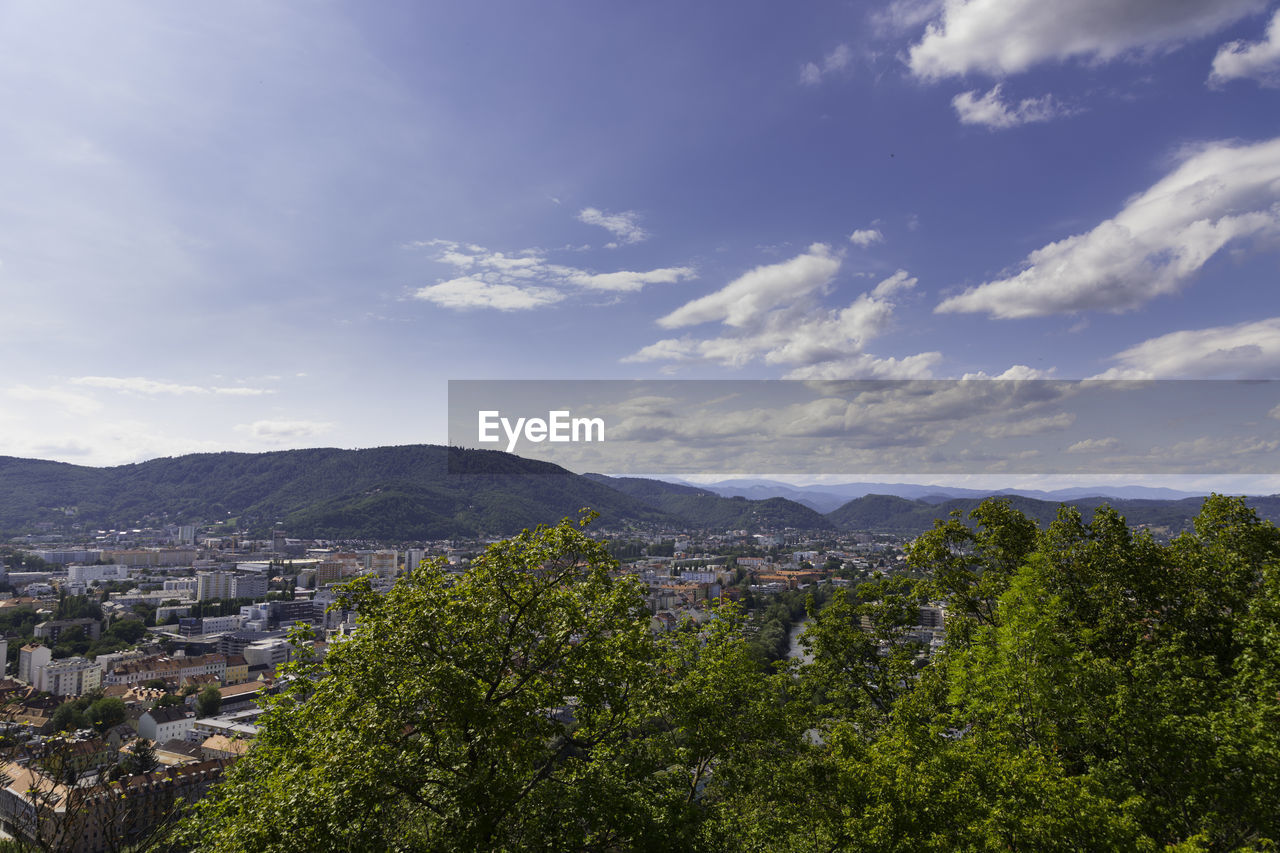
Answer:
[0,446,680,540]
[583,473,831,531]
[3,446,1277,540]
[826,492,1280,534]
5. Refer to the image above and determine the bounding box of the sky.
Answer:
[2,0,1279,487]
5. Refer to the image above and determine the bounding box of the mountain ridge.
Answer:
[1,447,1276,540]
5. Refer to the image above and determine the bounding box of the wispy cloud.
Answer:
[5,385,102,416]
[71,376,275,396]
[411,240,694,311]
[848,228,884,247]
[235,420,335,442]
[628,247,938,378]
[952,85,1071,128]
[936,136,1280,318]
[1067,437,1120,453]
[800,43,854,85]
[983,412,1075,438]
[1210,8,1280,87]
[413,278,565,311]
[576,207,648,245]
[1093,316,1280,378]
[961,365,1056,380]
[657,244,841,329]
[908,0,1268,79]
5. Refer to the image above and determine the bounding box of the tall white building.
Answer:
[370,550,398,578]
[198,571,268,601]
[37,657,103,697]
[196,571,236,601]
[243,638,291,668]
[233,573,268,599]
[67,563,130,584]
[17,644,51,684]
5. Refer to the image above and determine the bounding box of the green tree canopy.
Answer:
[176,497,1280,851]
[195,685,222,719]
[179,513,790,851]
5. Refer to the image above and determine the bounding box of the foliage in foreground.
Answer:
[178,497,1280,851]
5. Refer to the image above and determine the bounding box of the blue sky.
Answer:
[2,0,1280,480]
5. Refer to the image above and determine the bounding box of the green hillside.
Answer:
[0,446,677,540]
[585,473,832,531]
[826,492,1280,534]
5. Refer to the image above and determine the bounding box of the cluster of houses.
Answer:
[0,654,278,851]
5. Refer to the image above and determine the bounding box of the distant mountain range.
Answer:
[0,446,1275,541]
[664,478,1209,513]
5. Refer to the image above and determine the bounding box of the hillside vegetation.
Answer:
[2,447,1278,539]
[0,447,675,539]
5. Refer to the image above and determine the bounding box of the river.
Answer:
[785,615,813,664]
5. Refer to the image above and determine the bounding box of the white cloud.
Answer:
[801,43,854,85]
[1210,9,1280,87]
[70,376,274,396]
[908,0,1268,80]
[576,207,648,245]
[983,412,1075,438]
[0,410,230,466]
[658,244,840,329]
[5,385,101,416]
[952,85,1069,128]
[936,137,1280,318]
[72,377,205,395]
[236,420,335,442]
[564,267,695,292]
[1269,403,1280,420]
[601,381,1072,458]
[871,269,918,298]
[873,0,946,36]
[1067,437,1120,453]
[849,228,884,247]
[783,352,942,380]
[1149,435,1280,463]
[414,241,693,311]
[961,365,1055,379]
[1092,317,1280,378]
[214,387,276,397]
[629,257,936,378]
[412,277,564,311]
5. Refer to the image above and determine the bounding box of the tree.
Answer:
[49,702,86,733]
[86,696,126,734]
[179,514,656,850]
[798,575,925,730]
[152,694,183,712]
[174,499,1280,851]
[811,497,1280,849]
[195,685,222,719]
[179,513,797,852]
[120,737,159,776]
